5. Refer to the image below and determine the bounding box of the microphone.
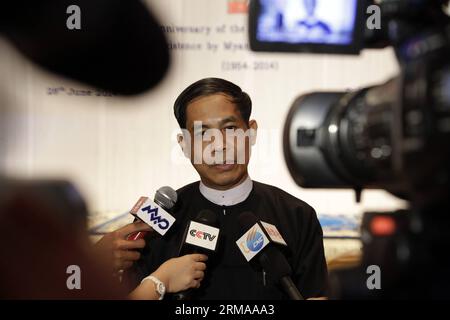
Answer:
[236,211,304,300]
[127,186,178,240]
[174,209,220,300]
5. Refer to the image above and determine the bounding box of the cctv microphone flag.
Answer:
[236,220,288,262]
[173,210,220,300]
[177,209,221,257]
[129,196,176,236]
[184,220,220,252]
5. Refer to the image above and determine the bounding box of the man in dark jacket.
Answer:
[127,77,328,299]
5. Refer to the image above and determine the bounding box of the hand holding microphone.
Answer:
[129,207,216,300]
[174,209,221,300]
[129,254,208,300]
[94,221,152,273]
[95,186,178,274]
[152,254,208,293]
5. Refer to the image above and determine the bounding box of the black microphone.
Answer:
[237,211,304,300]
[174,209,220,300]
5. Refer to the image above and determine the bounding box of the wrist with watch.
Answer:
[141,274,166,300]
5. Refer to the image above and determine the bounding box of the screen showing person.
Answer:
[256,0,358,45]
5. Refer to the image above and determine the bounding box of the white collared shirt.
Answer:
[199,176,253,206]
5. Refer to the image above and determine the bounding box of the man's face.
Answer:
[179,94,257,190]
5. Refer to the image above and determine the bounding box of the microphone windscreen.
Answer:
[155,186,177,210]
[238,211,259,232]
[194,209,218,227]
[1,0,169,96]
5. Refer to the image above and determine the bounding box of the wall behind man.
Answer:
[0,0,406,235]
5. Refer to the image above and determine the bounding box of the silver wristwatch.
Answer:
[142,275,166,300]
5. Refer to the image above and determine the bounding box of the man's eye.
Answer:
[195,130,206,136]
[225,126,237,130]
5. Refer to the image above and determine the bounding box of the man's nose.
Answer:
[212,140,226,153]
[211,133,227,152]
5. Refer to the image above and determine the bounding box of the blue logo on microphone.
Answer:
[246,227,264,252]
[141,205,169,230]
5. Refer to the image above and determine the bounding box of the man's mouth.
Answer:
[212,163,236,171]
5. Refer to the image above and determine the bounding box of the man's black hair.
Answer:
[174,77,252,129]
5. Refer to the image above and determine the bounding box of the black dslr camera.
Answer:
[249,0,450,298]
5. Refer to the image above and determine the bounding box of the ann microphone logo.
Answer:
[131,196,176,236]
[142,205,169,230]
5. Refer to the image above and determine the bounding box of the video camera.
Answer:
[249,0,450,298]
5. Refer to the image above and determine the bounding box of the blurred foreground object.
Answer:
[0,0,170,95]
[0,179,125,298]
[0,0,169,298]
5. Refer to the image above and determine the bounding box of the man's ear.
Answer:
[177,132,190,158]
[249,120,258,146]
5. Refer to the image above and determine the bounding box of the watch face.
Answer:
[157,282,165,294]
